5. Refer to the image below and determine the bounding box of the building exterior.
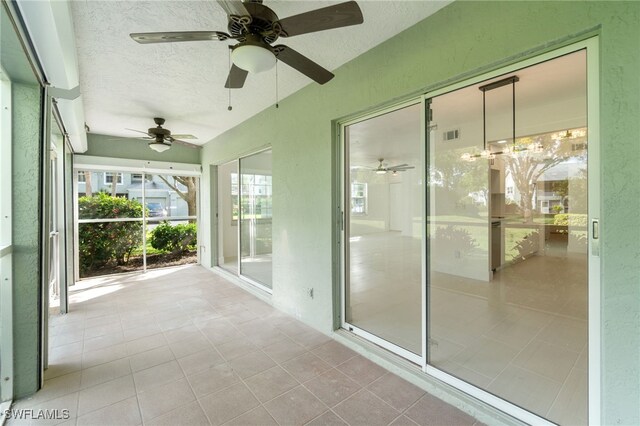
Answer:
[76,171,190,218]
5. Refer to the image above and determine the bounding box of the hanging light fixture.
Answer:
[461,75,519,162]
[231,34,276,73]
[149,139,171,153]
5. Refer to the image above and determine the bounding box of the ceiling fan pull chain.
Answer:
[275,59,279,109]
[228,48,233,111]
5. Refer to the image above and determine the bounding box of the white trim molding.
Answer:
[74,155,201,176]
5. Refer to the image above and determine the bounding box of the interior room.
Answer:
[2,1,639,426]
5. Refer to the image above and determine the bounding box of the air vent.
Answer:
[443,129,460,141]
[572,142,587,151]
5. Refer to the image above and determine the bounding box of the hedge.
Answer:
[78,193,143,274]
[150,222,197,254]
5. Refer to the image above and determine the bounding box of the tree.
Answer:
[110,172,118,196]
[503,134,581,223]
[158,175,197,221]
[83,171,93,197]
[427,147,489,214]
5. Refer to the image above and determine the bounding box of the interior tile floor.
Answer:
[9,264,481,426]
[348,231,587,425]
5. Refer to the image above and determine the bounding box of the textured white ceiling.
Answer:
[70,0,451,145]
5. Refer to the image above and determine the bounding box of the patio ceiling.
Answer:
[70,0,451,146]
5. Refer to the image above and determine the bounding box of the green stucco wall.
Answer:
[201,1,640,424]
[12,82,42,398]
[85,133,201,164]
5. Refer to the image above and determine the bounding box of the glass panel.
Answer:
[217,161,239,274]
[77,170,144,278]
[144,174,198,270]
[345,103,423,355]
[427,51,588,424]
[144,174,198,219]
[239,150,273,288]
[145,220,197,270]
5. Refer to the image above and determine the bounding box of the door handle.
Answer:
[591,219,600,256]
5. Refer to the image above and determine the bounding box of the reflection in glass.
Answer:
[427,51,587,425]
[345,103,422,355]
[239,150,273,288]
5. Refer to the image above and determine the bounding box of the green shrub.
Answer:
[150,222,197,254]
[430,225,478,255]
[78,193,143,274]
[553,213,588,227]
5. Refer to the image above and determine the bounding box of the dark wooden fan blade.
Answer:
[216,0,250,18]
[172,139,201,149]
[130,31,231,44]
[170,134,197,140]
[388,163,409,169]
[277,1,363,38]
[125,128,151,136]
[225,64,249,89]
[272,45,334,85]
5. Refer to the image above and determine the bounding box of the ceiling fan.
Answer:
[373,158,414,175]
[129,0,364,88]
[126,117,200,153]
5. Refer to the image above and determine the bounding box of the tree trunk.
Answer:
[158,176,198,223]
[84,171,93,197]
[111,173,118,197]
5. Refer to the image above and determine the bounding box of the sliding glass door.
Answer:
[216,149,273,291]
[343,102,423,360]
[427,50,588,424]
[239,150,273,288]
[341,45,595,425]
[217,160,239,275]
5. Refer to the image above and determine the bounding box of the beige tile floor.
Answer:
[10,264,479,426]
[348,231,587,425]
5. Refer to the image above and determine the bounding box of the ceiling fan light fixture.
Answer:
[232,43,276,73]
[149,141,171,153]
[375,169,387,175]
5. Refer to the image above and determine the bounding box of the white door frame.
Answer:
[339,97,425,366]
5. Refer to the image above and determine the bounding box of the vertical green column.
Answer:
[12,82,42,398]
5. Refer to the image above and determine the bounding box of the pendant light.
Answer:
[461,75,519,161]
